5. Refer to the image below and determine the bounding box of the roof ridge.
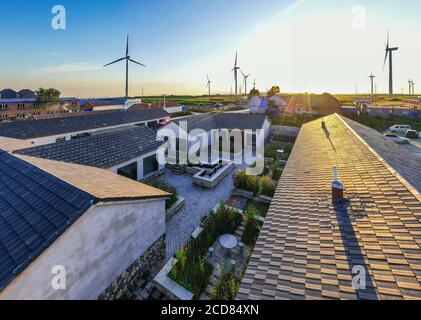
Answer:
[336,113,421,203]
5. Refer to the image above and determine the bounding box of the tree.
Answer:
[267,86,280,95]
[35,88,61,109]
[248,88,260,98]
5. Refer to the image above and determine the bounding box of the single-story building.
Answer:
[15,125,165,181]
[0,149,168,300]
[0,109,169,146]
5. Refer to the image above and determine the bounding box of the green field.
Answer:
[335,94,416,106]
[137,95,236,106]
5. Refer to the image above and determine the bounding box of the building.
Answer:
[341,105,421,119]
[0,109,169,146]
[0,149,168,300]
[15,125,165,181]
[80,98,141,112]
[238,114,421,300]
[310,93,341,115]
[129,101,184,114]
[0,89,80,121]
[158,112,271,162]
[403,98,421,110]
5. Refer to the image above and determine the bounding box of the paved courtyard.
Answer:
[163,165,243,259]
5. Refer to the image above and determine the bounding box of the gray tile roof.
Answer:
[237,114,421,300]
[15,125,164,169]
[0,109,169,140]
[175,113,268,132]
[0,149,96,291]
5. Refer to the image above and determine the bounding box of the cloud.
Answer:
[278,0,308,16]
[36,63,101,73]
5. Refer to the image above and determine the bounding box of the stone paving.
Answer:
[163,165,244,259]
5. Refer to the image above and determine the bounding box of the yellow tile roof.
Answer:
[16,154,169,201]
[0,136,34,152]
[238,113,421,300]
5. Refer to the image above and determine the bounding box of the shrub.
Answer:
[272,167,283,181]
[144,178,178,209]
[260,176,277,197]
[169,203,242,297]
[242,206,262,247]
[209,266,240,300]
[234,170,260,194]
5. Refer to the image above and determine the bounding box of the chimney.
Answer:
[321,117,326,128]
[331,165,344,200]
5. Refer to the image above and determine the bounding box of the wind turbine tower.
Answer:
[231,52,240,96]
[369,73,375,97]
[104,35,146,100]
[240,71,251,96]
[206,75,212,96]
[383,32,399,96]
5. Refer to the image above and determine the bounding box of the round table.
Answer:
[219,234,238,250]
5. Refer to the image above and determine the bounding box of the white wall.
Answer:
[0,198,166,300]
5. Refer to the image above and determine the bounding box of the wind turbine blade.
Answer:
[129,58,146,67]
[104,57,126,67]
[126,35,129,56]
[383,50,388,70]
[240,70,245,77]
[207,75,210,82]
[234,52,238,68]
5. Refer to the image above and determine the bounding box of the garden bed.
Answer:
[192,161,234,189]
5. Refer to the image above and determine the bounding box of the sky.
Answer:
[1,0,421,97]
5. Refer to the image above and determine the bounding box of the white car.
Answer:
[384,133,410,144]
[389,125,412,133]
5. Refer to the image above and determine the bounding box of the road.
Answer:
[403,138,421,158]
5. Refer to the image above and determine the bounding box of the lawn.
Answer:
[269,114,320,127]
[264,141,293,160]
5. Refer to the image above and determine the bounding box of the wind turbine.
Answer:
[409,80,413,95]
[412,80,415,95]
[231,52,240,96]
[253,78,256,89]
[240,71,251,96]
[369,73,375,97]
[104,35,146,100]
[383,31,398,96]
[206,75,211,96]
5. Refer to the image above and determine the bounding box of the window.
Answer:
[17,103,25,109]
[143,155,159,177]
[117,162,138,181]
[0,104,8,110]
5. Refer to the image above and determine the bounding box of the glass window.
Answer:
[143,155,159,177]
[117,162,138,181]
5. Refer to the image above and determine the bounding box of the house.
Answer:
[158,112,270,162]
[0,89,80,121]
[80,98,141,112]
[129,101,184,114]
[403,97,421,110]
[0,149,168,300]
[14,125,165,181]
[310,93,341,115]
[237,113,421,300]
[0,109,169,146]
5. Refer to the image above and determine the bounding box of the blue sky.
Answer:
[1,0,421,97]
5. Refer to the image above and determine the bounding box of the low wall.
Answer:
[98,235,165,300]
[166,196,186,221]
[193,162,234,189]
[270,125,300,137]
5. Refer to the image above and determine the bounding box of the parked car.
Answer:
[384,133,410,144]
[405,130,420,139]
[389,124,411,133]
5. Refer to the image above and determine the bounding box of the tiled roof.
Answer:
[175,113,268,132]
[0,150,96,290]
[15,125,164,169]
[0,137,34,152]
[238,114,421,300]
[16,155,169,201]
[0,109,169,139]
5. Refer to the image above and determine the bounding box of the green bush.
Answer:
[260,176,277,197]
[234,170,260,194]
[209,266,240,300]
[169,203,242,297]
[242,206,262,247]
[272,167,283,181]
[144,178,178,209]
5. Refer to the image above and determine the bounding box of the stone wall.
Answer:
[98,235,165,300]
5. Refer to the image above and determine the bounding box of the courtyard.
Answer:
[163,165,245,259]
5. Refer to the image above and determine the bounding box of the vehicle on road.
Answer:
[389,124,411,133]
[384,133,411,144]
[405,130,420,139]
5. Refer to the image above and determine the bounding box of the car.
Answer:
[384,133,410,144]
[389,124,411,133]
[405,130,420,139]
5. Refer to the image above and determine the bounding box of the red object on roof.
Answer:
[158,117,172,126]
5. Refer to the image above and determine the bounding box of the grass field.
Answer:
[138,95,236,106]
[335,94,416,106]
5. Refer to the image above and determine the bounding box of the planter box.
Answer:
[232,188,255,200]
[255,195,273,204]
[191,226,203,239]
[254,215,265,223]
[212,202,243,215]
[186,166,202,175]
[166,196,186,221]
[192,162,234,189]
[153,258,194,300]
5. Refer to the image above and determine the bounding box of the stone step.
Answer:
[235,230,243,237]
[238,225,245,232]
